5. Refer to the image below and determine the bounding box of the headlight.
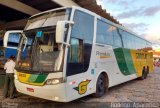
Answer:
[18,62,30,67]
[45,78,64,85]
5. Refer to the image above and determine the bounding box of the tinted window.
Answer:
[96,19,113,45]
[71,10,94,43]
[135,37,147,50]
[122,32,135,49]
[69,38,83,63]
[8,33,21,47]
[113,27,123,47]
[67,10,94,76]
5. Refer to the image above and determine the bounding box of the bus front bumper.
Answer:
[15,79,67,102]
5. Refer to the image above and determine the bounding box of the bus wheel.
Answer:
[140,68,148,80]
[94,74,107,97]
[144,67,149,79]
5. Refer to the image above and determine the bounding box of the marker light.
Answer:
[69,81,76,85]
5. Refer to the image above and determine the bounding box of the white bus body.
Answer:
[14,6,153,102]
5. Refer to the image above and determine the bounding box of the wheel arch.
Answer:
[94,70,109,93]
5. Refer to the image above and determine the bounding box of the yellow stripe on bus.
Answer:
[130,50,153,77]
[17,72,45,86]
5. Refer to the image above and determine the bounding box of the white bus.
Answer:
[14,6,153,102]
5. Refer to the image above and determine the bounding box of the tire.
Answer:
[140,68,148,80]
[93,74,107,97]
[144,67,149,79]
[141,70,145,80]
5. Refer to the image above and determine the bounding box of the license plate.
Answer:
[27,87,34,92]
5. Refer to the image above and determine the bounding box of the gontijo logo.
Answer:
[96,51,111,59]
[74,80,90,95]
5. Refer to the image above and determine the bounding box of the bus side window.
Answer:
[67,10,94,76]
[69,38,83,63]
[66,38,83,76]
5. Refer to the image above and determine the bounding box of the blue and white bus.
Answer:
[0,30,22,69]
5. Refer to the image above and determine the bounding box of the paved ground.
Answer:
[0,67,160,108]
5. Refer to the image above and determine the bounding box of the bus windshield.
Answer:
[16,8,71,73]
[16,28,65,73]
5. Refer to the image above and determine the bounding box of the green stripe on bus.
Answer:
[27,74,47,83]
[114,48,135,75]
[123,49,135,74]
[34,74,47,83]
[28,74,39,82]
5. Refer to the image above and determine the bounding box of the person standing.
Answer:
[3,55,16,99]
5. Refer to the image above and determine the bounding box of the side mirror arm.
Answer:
[62,42,70,47]
[56,21,74,44]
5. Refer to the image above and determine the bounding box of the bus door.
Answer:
[65,9,94,101]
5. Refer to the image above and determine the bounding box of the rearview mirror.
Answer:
[56,21,74,44]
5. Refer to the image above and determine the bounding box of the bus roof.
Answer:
[29,6,151,44]
[30,7,68,19]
